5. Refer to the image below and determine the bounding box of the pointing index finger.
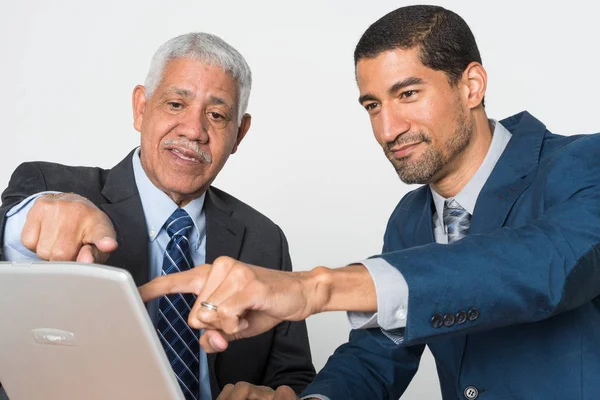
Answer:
[138,265,209,303]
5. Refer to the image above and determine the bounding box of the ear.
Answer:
[231,113,252,154]
[462,62,487,109]
[132,85,147,132]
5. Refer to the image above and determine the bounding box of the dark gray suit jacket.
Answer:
[0,150,315,398]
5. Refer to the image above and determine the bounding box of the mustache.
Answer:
[385,132,432,152]
[163,139,212,164]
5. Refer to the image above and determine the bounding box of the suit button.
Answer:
[464,386,479,399]
[443,313,455,327]
[467,308,480,321]
[456,311,467,324]
[431,314,443,328]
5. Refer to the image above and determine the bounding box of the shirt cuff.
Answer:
[2,191,60,261]
[301,395,331,400]
[347,257,409,330]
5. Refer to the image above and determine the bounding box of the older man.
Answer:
[0,32,314,399]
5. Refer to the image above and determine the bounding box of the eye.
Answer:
[167,101,184,110]
[400,90,418,99]
[364,102,379,112]
[208,112,224,120]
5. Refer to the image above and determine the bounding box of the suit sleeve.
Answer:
[0,163,49,260]
[300,329,424,399]
[259,226,316,393]
[380,134,600,346]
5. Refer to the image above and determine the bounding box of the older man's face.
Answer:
[133,58,250,206]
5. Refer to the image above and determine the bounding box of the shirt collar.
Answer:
[131,147,206,245]
[431,119,512,222]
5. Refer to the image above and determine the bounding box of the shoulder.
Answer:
[207,186,282,235]
[8,161,110,203]
[539,132,600,175]
[534,132,600,204]
[540,131,600,161]
[14,161,109,182]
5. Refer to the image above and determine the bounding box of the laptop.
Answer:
[0,261,185,400]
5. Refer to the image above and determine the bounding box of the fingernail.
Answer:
[208,336,223,351]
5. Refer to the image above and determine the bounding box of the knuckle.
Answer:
[36,246,51,260]
[50,247,71,260]
[213,255,231,267]
[20,231,36,249]
[235,381,250,389]
[231,265,249,281]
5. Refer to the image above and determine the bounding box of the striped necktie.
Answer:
[157,208,200,399]
[443,199,472,243]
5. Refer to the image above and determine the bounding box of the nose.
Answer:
[178,109,209,144]
[379,105,410,144]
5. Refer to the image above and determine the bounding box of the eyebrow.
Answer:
[207,95,230,108]
[358,76,424,104]
[161,89,233,111]
[388,77,424,96]
[162,87,195,99]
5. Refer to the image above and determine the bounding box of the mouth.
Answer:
[165,146,205,164]
[389,142,422,158]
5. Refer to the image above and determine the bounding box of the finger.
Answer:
[273,386,298,400]
[247,385,278,400]
[86,222,118,253]
[189,257,239,329]
[216,384,234,400]
[76,244,96,263]
[77,242,115,264]
[205,281,266,335]
[21,209,42,253]
[199,329,231,353]
[36,219,81,261]
[196,256,238,303]
[227,382,275,400]
[137,265,209,302]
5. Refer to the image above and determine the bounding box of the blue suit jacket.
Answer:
[303,112,600,400]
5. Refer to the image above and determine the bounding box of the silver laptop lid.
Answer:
[0,262,184,400]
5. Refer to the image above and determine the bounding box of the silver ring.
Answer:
[200,301,218,312]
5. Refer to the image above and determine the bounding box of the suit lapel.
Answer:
[204,188,245,264]
[101,150,150,286]
[416,189,436,246]
[204,187,246,397]
[469,112,546,235]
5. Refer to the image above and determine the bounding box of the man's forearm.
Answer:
[305,264,376,314]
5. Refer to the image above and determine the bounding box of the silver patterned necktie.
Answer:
[443,198,471,243]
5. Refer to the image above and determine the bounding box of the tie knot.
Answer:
[444,198,464,211]
[165,208,194,239]
[442,198,471,243]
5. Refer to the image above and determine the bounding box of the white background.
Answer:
[1,1,599,398]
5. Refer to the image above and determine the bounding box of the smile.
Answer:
[170,148,200,162]
[390,142,422,158]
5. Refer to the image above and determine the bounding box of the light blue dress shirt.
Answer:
[348,120,513,335]
[2,148,212,399]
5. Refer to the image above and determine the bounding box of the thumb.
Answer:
[200,329,231,353]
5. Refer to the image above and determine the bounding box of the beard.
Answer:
[385,107,472,185]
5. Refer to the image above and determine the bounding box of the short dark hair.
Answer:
[354,5,482,86]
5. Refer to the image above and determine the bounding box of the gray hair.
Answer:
[144,32,252,124]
